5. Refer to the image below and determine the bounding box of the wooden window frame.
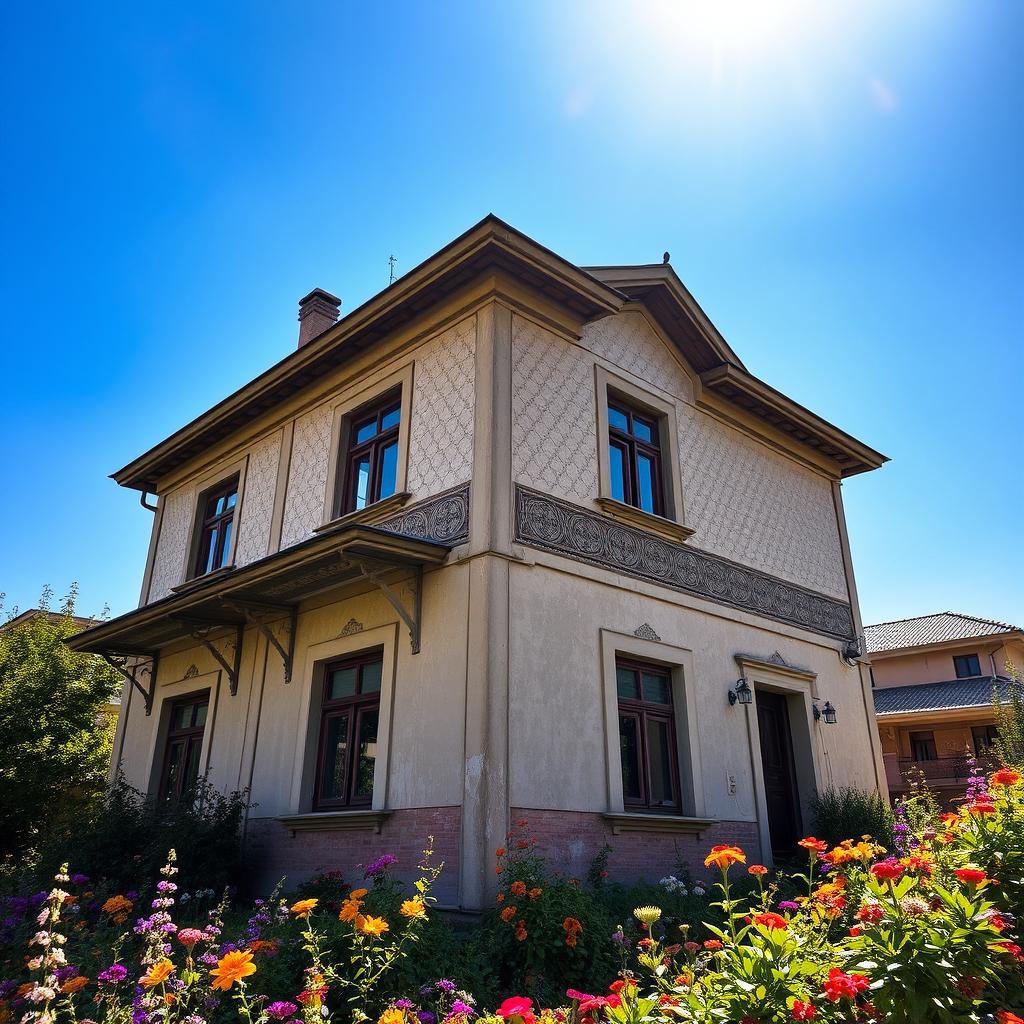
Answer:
[608,401,665,517]
[313,650,383,810]
[909,730,938,762]
[336,389,402,516]
[953,653,982,679]
[190,475,240,580]
[157,691,209,804]
[616,656,682,813]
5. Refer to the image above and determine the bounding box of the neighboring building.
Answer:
[868,612,1024,800]
[69,216,888,907]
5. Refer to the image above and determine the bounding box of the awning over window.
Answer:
[67,521,452,714]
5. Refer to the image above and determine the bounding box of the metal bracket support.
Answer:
[184,621,245,696]
[357,560,423,654]
[242,605,297,682]
[102,651,160,716]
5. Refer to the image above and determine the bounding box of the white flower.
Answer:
[27,985,56,1003]
[27,957,42,971]
[50,948,65,965]
[30,932,51,947]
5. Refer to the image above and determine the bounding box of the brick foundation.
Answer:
[511,808,761,884]
[245,806,462,904]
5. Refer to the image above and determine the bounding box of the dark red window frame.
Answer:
[616,657,681,813]
[313,650,383,809]
[608,399,665,517]
[192,476,239,579]
[158,692,209,804]
[338,391,401,515]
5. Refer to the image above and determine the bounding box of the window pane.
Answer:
[173,704,191,731]
[204,526,220,574]
[616,666,639,700]
[379,441,398,499]
[355,418,378,444]
[642,671,671,704]
[193,702,208,728]
[182,737,203,797]
[646,718,677,807]
[226,489,237,509]
[163,740,185,800]
[361,659,383,693]
[381,406,401,430]
[321,713,350,801]
[354,709,379,798]
[608,406,629,432]
[609,443,627,502]
[637,453,656,513]
[632,418,653,443]
[218,519,233,567]
[619,716,642,800]
[328,666,358,700]
[354,457,371,510]
[954,654,981,678]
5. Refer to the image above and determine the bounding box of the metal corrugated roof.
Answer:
[864,612,1022,654]
[873,676,1013,716]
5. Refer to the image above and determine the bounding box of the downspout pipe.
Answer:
[140,491,158,512]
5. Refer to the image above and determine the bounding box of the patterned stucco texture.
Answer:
[235,432,282,567]
[279,403,333,549]
[511,310,848,601]
[148,485,196,601]
[406,316,476,498]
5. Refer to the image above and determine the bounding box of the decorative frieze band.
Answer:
[379,483,470,546]
[513,486,855,641]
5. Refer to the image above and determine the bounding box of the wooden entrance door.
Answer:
[756,690,801,855]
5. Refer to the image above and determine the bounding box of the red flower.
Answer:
[869,859,904,882]
[822,968,870,1002]
[703,940,723,950]
[990,913,1008,931]
[608,980,636,994]
[752,912,789,931]
[497,997,535,1024]
[565,990,594,1003]
[798,837,829,855]
[791,1001,816,1020]
[997,1012,1024,1024]
[991,768,1021,787]
[748,864,769,876]
[954,867,988,886]
[996,941,1024,961]
[848,926,861,937]
[856,903,883,924]
[968,801,996,815]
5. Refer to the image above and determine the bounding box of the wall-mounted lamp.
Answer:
[728,677,753,706]
[813,700,838,724]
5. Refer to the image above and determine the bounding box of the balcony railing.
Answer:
[896,754,998,785]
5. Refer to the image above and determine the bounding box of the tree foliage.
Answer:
[0,585,120,858]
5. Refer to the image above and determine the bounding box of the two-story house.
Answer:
[868,611,1024,800]
[69,217,888,907]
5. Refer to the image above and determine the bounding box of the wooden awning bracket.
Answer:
[102,651,160,716]
[220,600,298,683]
[355,560,424,654]
[180,619,245,696]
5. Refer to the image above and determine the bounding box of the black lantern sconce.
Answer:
[728,677,753,706]
[813,700,838,724]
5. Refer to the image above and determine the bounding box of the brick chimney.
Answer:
[297,288,341,347]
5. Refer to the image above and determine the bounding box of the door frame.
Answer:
[735,654,823,866]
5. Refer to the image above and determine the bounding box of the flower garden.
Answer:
[4,766,1024,1024]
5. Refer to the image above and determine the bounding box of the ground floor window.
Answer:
[910,730,937,761]
[158,693,209,803]
[616,657,679,812]
[314,650,382,808]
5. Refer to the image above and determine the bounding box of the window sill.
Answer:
[277,810,392,836]
[602,812,718,837]
[171,564,236,595]
[594,498,695,544]
[315,492,412,535]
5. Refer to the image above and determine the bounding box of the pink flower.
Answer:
[497,998,535,1024]
[177,928,206,950]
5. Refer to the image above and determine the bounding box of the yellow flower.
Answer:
[379,1009,407,1024]
[400,898,427,919]
[633,905,662,925]
[140,960,174,988]
[209,950,257,991]
[357,915,390,936]
[339,897,363,922]
[291,898,318,916]
[704,845,746,870]
[350,888,369,899]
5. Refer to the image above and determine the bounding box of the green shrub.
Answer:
[809,785,894,847]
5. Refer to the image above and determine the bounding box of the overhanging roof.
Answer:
[866,611,1024,654]
[874,676,1013,717]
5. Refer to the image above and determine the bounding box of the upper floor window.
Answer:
[193,477,238,578]
[608,400,664,516]
[954,653,982,679]
[972,724,998,756]
[314,650,382,808]
[909,730,937,762]
[159,693,208,804]
[616,657,679,812]
[340,392,401,515]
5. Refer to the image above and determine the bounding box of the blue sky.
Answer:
[1,1,1021,629]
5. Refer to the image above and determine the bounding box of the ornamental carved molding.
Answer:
[633,623,662,642]
[339,618,364,637]
[378,483,470,546]
[514,486,855,641]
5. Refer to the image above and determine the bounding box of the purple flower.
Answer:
[98,964,128,984]
[418,1014,437,1024]
[132,1010,150,1024]
[126,891,140,901]
[778,901,800,911]
[70,874,89,886]
[448,1001,476,1018]
[435,979,456,993]
[395,1000,415,1010]
[156,881,177,894]
[54,965,78,982]
[364,854,398,878]
[267,1001,299,1020]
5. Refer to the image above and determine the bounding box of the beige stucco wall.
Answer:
[511,311,849,601]
[872,639,1024,687]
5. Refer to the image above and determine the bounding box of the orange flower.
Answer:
[291,898,318,916]
[400,898,427,919]
[102,895,133,915]
[704,845,746,870]
[992,769,1021,787]
[163,993,175,1006]
[798,837,829,855]
[501,905,518,922]
[350,888,369,899]
[997,1012,1024,1024]
[247,940,278,955]
[528,887,542,900]
[563,916,583,936]
[495,847,507,858]
[140,961,174,988]
[339,898,363,922]
[496,893,505,903]
[748,864,768,876]
[60,976,88,994]
[358,915,390,936]
[514,920,528,941]
[210,950,257,991]
[510,880,527,896]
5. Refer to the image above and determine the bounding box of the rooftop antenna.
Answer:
[388,254,398,284]
[662,251,671,264]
